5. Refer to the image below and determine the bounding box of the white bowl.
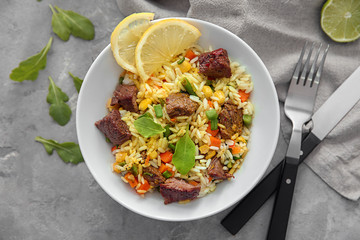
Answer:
[76,17,279,221]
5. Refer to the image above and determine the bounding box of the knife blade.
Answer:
[221,65,360,235]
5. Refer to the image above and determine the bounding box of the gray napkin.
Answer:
[116,0,360,201]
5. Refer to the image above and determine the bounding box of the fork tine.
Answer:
[313,44,329,86]
[299,42,315,85]
[307,43,322,87]
[292,41,308,83]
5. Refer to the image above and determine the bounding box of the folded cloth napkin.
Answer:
[116,0,360,201]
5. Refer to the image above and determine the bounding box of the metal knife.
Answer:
[221,65,360,235]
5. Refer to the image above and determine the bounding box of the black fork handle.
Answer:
[221,132,321,235]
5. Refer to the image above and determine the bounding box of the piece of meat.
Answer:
[166,93,199,118]
[95,110,132,145]
[111,84,139,113]
[198,48,232,79]
[218,102,243,139]
[143,166,166,187]
[160,178,201,204]
[208,157,233,180]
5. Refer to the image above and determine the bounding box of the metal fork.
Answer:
[267,42,329,240]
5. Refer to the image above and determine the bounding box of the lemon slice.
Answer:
[135,19,201,81]
[111,12,155,73]
[321,0,360,42]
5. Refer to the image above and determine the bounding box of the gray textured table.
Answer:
[1,1,359,239]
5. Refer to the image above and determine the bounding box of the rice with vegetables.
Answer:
[95,45,254,204]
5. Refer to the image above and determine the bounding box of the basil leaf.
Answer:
[54,5,95,40]
[9,37,52,82]
[47,76,72,126]
[134,117,165,138]
[69,72,83,93]
[172,130,196,175]
[35,136,83,164]
[49,4,71,41]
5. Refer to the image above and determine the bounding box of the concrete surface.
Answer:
[1,1,359,239]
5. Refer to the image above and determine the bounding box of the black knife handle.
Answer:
[221,132,321,235]
[267,158,299,240]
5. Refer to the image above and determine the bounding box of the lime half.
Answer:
[321,0,360,42]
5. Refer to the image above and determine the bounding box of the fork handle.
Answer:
[267,157,299,240]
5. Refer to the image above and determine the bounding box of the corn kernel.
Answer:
[202,86,213,98]
[199,145,210,154]
[149,151,157,159]
[179,61,192,73]
[115,152,127,163]
[206,150,216,159]
[213,90,225,105]
[139,99,152,111]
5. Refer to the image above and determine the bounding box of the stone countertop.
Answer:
[1,1,359,239]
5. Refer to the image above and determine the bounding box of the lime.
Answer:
[321,0,360,42]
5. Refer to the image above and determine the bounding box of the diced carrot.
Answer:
[188,180,199,186]
[206,123,219,137]
[112,162,121,173]
[137,179,150,193]
[146,79,153,85]
[160,151,173,163]
[185,49,197,60]
[208,176,213,182]
[238,90,251,102]
[170,118,177,123]
[111,145,117,152]
[209,136,221,148]
[124,172,138,188]
[207,100,214,108]
[145,155,150,165]
[230,145,242,155]
[159,164,174,175]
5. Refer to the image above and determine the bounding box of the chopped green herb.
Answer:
[210,119,218,130]
[171,130,196,175]
[119,76,124,84]
[105,137,111,143]
[10,37,53,82]
[206,109,218,130]
[69,72,83,93]
[119,161,126,166]
[159,98,165,106]
[243,114,252,127]
[131,164,138,175]
[35,136,83,164]
[177,57,185,65]
[47,76,72,126]
[233,155,242,160]
[138,112,153,119]
[164,125,171,138]
[182,78,197,96]
[162,170,172,179]
[154,104,163,118]
[168,143,176,151]
[134,117,165,138]
[143,172,153,177]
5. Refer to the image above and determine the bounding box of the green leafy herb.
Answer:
[47,76,72,126]
[182,78,197,96]
[10,37,53,82]
[69,72,83,93]
[177,57,185,65]
[49,4,95,41]
[162,170,172,179]
[138,112,153,119]
[171,130,196,175]
[134,117,165,138]
[154,104,163,118]
[35,136,83,164]
[233,155,242,160]
[143,172,153,177]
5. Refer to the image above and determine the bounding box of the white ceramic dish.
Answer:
[76,17,279,221]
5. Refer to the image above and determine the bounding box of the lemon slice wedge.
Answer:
[111,13,155,73]
[135,19,201,81]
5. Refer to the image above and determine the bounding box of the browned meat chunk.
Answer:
[160,178,201,204]
[208,157,233,180]
[95,110,132,145]
[166,93,199,118]
[198,48,232,79]
[143,166,166,187]
[218,102,243,139]
[111,84,139,113]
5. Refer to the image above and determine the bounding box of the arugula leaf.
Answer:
[49,4,71,41]
[50,5,95,41]
[47,76,72,126]
[134,117,165,138]
[69,72,83,93]
[171,130,196,175]
[9,37,53,82]
[35,136,83,164]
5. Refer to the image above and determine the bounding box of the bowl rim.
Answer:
[76,17,280,221]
